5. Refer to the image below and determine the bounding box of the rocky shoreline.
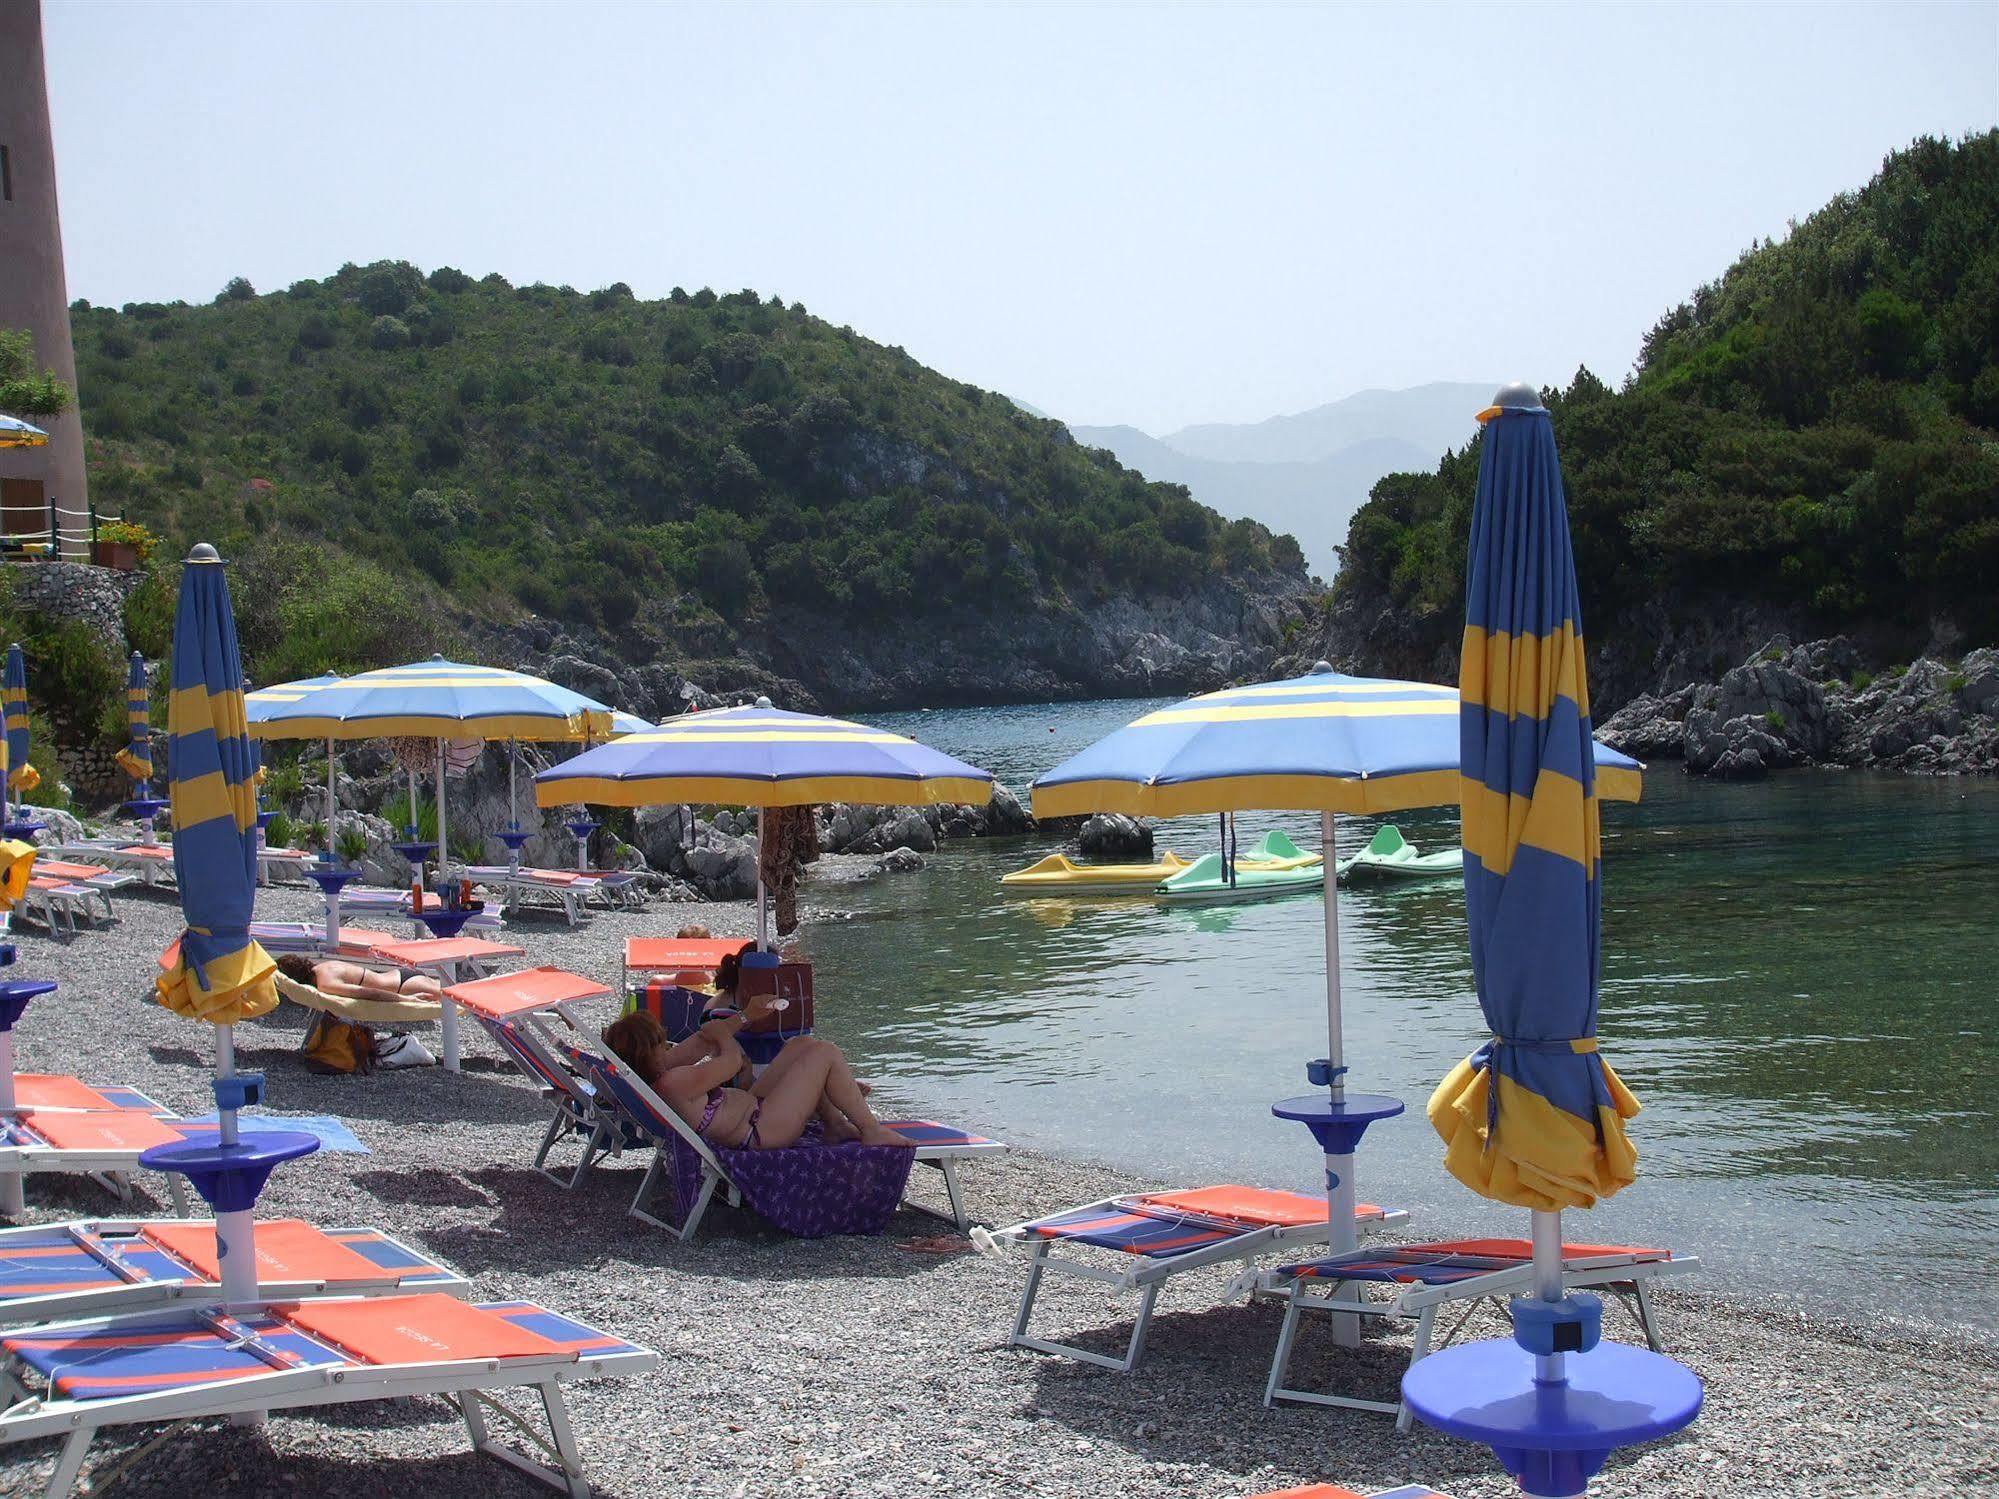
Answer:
[1599,638,1999,780]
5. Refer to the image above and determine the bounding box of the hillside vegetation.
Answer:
[1335,133,1999,679]
[70,266,1303,688]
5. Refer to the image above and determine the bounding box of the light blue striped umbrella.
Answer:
[154,546,277,1028]
[247,674,342,852]
[114,653,154,789]
[3,644,38,801]
[245,655,613,742]
[0,415,49,448]
[536,699,993,945]
[1029,665,1644,1266]
[534,701,993,809]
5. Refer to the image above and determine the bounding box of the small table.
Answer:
[368,937,525,1074]
[408,905,485,942]
[1401,1338,1704,1498]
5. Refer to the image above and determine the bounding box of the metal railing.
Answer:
[0,496,130,565]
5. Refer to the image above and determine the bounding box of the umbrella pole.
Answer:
[324,739,342,949]
[435,739,448,878]
[0,1024,21,1217]
[756,805,769,951]
[325,738,337,853]
[1531,1207,1567,1384]
[1320,808,1360,1347]
[210,1024,258,1309]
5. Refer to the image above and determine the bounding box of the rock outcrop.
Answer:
[1598,637,1999,780]
[1078,813,1152,858]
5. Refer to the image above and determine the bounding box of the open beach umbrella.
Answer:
[246,673,342,852]
[248,656,614,874]
[1404,389,1700,1496]
[1029,666,1644,1287]
[3,644,39,805]
[0,415,48,448]
[535,699,993,946]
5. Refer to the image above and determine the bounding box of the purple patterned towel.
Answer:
[670,1130,916,1238]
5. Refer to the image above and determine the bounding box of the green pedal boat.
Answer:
[1154,831,1324,904]
[1339,823,1463,881]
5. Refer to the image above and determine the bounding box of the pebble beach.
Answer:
[0,880,1992,1499]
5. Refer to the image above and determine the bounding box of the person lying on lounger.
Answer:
[601,1010,911,1151]
[274,953,444,1001]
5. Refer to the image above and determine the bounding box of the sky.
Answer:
[41,1,1999,435]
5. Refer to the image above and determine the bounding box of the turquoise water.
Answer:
[802,699,1998,1329]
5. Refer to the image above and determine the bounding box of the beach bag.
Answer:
[301,1012,378,1075]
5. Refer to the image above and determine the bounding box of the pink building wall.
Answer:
[0,0,90,549]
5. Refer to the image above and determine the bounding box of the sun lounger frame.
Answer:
[988,1193,1409,1374]
[0,1216,468,1325]
[468,1011,642,1189]
[0,1299,657,1499]
[0,1089,193,1213]
[1258,1243,1702,1425]
[39,843,175,890]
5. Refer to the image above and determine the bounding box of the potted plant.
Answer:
[91,519,158,571]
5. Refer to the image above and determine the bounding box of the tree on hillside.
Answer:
[0,328,73,416]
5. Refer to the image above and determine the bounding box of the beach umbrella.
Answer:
[535,698,993,946]
[248,655,614,876]
[0,711,37,1216]
[3,645,39,813]
[114,652,154,787]
[1029,666,1644,1308]
[1405,385,1699,1495]
[153,543,301,1305]
[247,673,343,852]
[0,415,48,448]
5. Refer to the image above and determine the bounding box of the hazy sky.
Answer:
[42,1,1999,434]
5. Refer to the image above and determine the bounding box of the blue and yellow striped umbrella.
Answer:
[3,644,39,797]
[534,700,993,809]
[155,546,277,1026]
[0,718,29,908]
[245,655,613,742]
[1030,668,1641,819]
[0,415,49,449]
[1429,386,1638,1212]
[113,652,154,787]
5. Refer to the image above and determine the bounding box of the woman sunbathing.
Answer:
[274,953,443,1001]
[601,1009,911,1152]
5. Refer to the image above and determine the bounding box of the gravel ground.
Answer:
[0,881,1993,1499]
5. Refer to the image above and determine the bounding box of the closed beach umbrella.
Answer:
[1030,666,1643,1281]
[0,719,33,913]
[155,545,277,1030]
[249,655,614,873]
[1404,385,1699,1495]
[3,644,39,803]
[535,698,993,944]
[0,415,48,448]
[1430,385,1640,1211]
[113,652,154,787]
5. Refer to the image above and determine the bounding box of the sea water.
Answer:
[801,698,1998,1329]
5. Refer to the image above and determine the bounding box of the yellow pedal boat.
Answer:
[1000,851,1195,895]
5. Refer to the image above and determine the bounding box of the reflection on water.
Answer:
[800,700,1998,1328]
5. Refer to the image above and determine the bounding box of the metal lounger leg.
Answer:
[531,1107,566,1177]
[1395,1302,1439,1432]
[1264,1283,1308,1407]
[1009,1250,1159,1374]
[42,1427,93,1499]
[1009,1240,1049,1346]
[1631,1277,1664,1351]
[461,1384,590,1499]
[939,1159,967,1230]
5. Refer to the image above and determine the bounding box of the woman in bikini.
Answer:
[273,953,443,1001]
[600,1008,911,1151]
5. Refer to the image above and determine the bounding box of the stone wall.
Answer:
[7,560,139,662]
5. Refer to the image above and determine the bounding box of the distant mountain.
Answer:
[1063,424,1431,579]
[1067,383,1493,578]
[1160,382,1498,465]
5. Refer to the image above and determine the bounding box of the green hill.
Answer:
[1324,133,1999,698]
[70,265,1306,699]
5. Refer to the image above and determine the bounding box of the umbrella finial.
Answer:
[755,695,773,708]
[186,542,223,564]
[1477,382,1545,424]
[1310,660,1334,675]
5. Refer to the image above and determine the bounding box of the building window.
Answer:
[0,146,11,202]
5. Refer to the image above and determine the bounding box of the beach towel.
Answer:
[671,1127,915,1238]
